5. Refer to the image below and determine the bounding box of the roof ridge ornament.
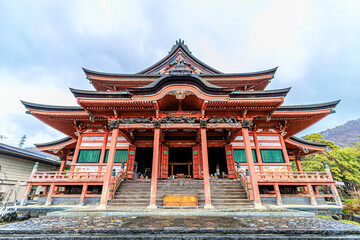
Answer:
[168,60,192,75]
[169,39,191,54]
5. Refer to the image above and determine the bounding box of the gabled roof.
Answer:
[138,39,223,75]
[83,40,278,91]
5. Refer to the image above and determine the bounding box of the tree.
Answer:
[301,133,360,194]
[18,135,27,148]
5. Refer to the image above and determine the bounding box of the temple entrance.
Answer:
[134,147,153,179]
[169,147,193,178]
[208,147,228,178]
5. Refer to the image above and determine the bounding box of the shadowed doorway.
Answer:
[169,147,193,178]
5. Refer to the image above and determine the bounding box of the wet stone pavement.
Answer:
[0,216,360,239]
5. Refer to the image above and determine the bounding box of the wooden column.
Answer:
[330,184,342,206]
[314,186,320,195]
[45,183,55,206]
[20,183,32,206]
[307,183,317,205]
[80,183,88,206]
[59,157,67,172]
[295,158,303,172]
[279,135,292,171]
[274,183,282,205]
[149,128,160,208]
[70,135,82,172]
[242,127,261,206]
[99,128,119,207]
[324,162,342,205]
[201,128,213,208]
[252,132,263,171]
[98,133,109,172]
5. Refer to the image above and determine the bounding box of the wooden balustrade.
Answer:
[256,171,332,182]
[29,171,105,181]
[111,168,127,199]
[234,169,251,199]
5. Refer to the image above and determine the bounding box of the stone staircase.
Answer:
[210,179,253,208]
[108,180,151,207]
[108,178,253,208]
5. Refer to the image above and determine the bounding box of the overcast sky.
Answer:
[0,0,359,147]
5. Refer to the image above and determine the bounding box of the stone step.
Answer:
[111,179,252,208]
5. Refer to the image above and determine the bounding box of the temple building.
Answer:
[20,40,342,208]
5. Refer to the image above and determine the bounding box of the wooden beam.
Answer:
[196,129,201,143]
[160,129,165,143]
[153,101,160,118]
[226,128,240,144]
[201,101,208,118]
[120,129,134,144]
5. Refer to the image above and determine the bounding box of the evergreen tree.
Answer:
[301,133,360,194]
[18,135,27,148]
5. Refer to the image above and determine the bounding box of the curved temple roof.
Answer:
[127,74,234,96]
[82,40,278,91]
[276,100,340,112]
[288,136,328,148]
[35,136,75,148]
[21,100,85,112]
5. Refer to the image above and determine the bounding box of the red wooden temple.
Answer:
[20,39,342,208]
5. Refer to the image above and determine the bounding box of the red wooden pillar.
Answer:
[45,183,55,206]
[126,145,136,179]
[200,128,213,208]
[330,184,342,206]
[100,128,119,207]
[149,128,160,208]
[225,145,235,179]
[70,135,82,172]
[279,135,292,171]
[307,183,317,205]
[252,132,263,171]
[242,127,261,206]
[158,144,162,179]
[295,158,303,172]
[80,183,88,206]
[59,157,67,172]
[274,183,282,205]
[98,133,109,172]
[324,162,342,205]
[20,183,32,206]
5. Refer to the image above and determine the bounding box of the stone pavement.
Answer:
[0,215,360,239]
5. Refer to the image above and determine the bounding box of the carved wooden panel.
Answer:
[126,145,136,179]
[225,145,235,179]
[161,145,169,179]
